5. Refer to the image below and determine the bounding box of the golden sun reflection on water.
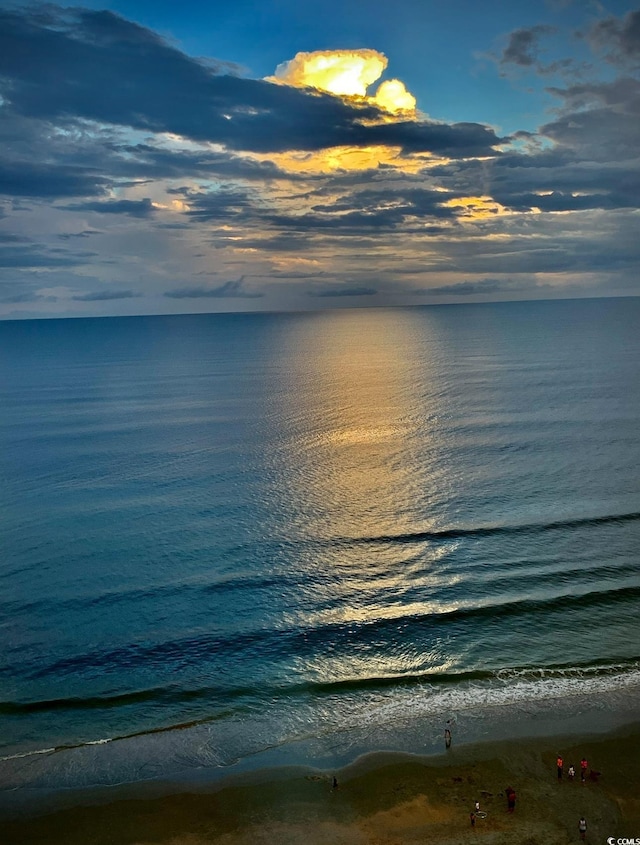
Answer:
[267,310,463,682]
[295,642,459,687]
[274,309,431,541]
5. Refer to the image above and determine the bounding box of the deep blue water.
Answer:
[1,298,639,791]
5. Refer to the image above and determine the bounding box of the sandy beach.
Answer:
[2,723,639,845]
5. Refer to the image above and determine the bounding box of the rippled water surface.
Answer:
[1,298,639,788]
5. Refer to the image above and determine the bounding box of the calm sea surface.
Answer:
[1,298,639,792]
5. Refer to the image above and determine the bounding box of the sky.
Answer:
[1,0,639,318]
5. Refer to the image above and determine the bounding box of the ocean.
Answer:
[1,298,639,796]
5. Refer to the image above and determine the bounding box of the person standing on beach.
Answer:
[444,727,452,748]
[578,816,587,840]
[506,788,516,812]
[470,811,476,827]
[580,757,588,783]
[568,764,575,781]
[557,755,563,780]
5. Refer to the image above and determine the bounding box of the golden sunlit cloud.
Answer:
[442,195,508,219]
[270,48,417,115]
[273,49,386,98]
[256,49,423,176]
[254,144,444,175]
[375,79,416,113]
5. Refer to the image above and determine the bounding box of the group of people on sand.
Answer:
[556,754,595,841]
[452,725,596,838]
[556,754,591,783]
[468,750,597,832]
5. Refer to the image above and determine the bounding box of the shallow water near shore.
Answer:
[1,680,637,806]
[2,724,640,845]
[1,298,640,799]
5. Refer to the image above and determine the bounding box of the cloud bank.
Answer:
[0,3,638,317]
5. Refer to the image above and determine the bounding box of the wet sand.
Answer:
[2,724,639,844]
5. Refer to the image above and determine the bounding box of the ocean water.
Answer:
[1,298,639,794]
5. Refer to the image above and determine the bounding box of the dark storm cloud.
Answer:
[436,226,640,275]
[309,286,377,297]
[586,8,640,67]
[186,190,420,231]
[546,76,640,115]
[500,25,556,68]
[265,209,411,232]
[543,77,640,161]
[310,188,457,219]
[499,190,638,213]
[0,6,502,158]
[182,186,411,231]
[349,121,503,158]
[430,150,592,194]
[0,110,122,200]
[430,117,640,212]
[541,107,638,162]
[164,278,263,298]
[182,189,257,222]
[0,245,89,268]
[0,160,111,198]
[182,184,458,238]
[58,230,102,240]
[71,289,140,301]
[224,233,312,252]
[64,198,155,216]
[119,144,304,182]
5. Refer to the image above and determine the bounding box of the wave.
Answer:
[2,510,638,617]
[2,658,640,768]
[342,509,640,548]
[297,657,640,696]
[5,657,640,721]
[0,719,208,764]
[20,580,640,680]
[0,684,232,715]
[217,509,640,561]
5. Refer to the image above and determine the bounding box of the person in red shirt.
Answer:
[580,757,588,783]
[557,755,563,780]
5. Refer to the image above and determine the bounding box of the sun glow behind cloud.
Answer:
[257,49,425,176]
[254,145,446,174]
[270,49,417,114]
[442,195,509,219]
[273,49,386,97]
[375,79,416,113]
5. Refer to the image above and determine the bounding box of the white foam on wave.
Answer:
[0,747,57,763]
[197,662,640,772]
[2,663,639,789]
[364,662,640,726]
[269,662,640,736]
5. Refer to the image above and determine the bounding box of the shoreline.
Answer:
[2,675,639,801]
[2,722,640,844]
